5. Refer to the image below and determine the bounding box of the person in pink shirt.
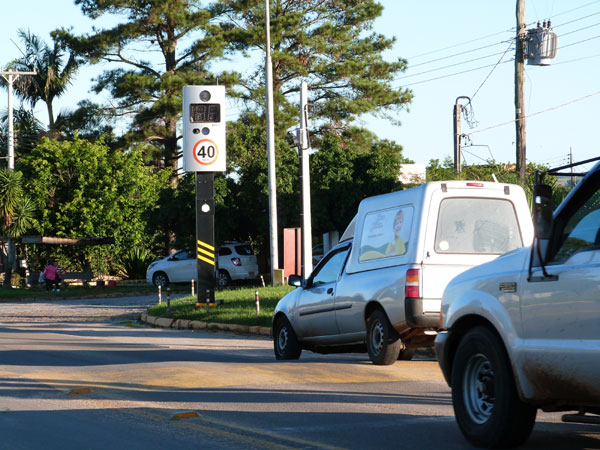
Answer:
[43,261,62,291]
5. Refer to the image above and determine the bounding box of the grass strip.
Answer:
[146,285,295,328]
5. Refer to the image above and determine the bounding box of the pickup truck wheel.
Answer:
[366,310,401,365]
[273,316,301,360]
[451,326,537,448]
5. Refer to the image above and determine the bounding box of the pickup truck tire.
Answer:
[366,310,402,365]
[451,326,537,448]
[273,316,302,360]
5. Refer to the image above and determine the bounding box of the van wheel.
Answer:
[273,316,301,360]
[366,310,401,365]
[152,272,169,287]
[451,326,537,448]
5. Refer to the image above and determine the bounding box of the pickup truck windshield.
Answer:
[435,198,523,254]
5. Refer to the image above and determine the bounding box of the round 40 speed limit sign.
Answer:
[193,139,219,166]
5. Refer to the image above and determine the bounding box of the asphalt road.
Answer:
[0,296,599,449]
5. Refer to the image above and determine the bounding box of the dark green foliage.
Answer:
[312,129,411,234]
[17,136,169,273]
[54,100,116,143]
[120,247,155,279]
[0,107,44,158]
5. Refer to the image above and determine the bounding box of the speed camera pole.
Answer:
[195,172,215,302]
[182,85,226,306]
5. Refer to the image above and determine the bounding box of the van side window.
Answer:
[359,206,414,262]
[435,198,522,254]
[552,189,600,262]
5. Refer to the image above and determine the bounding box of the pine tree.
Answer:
[53,0,237,185]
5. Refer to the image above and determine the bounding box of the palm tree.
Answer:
[0,169,36,285]
[4,30,78,130]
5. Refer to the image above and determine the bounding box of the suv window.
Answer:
[219,247,232,256]
[234,245,254,255]
[552,189,600,262]
[435,198,522,254]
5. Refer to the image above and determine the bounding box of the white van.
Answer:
[273,181,533,365]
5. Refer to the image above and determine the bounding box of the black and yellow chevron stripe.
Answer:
[197,240,215,265]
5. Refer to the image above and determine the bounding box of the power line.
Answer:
[407,41,511,69]
[396,59,514,88]
[465,90,600,137]
[398,47,513,81]
[400,1,600,82]
[471,42,514,100]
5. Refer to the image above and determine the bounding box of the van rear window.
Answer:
[435,198,522,254]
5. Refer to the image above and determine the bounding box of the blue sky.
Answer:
[2,0,599,169]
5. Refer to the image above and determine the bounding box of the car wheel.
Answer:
[451,326,537,448]
[273,315,301,360]
[397,348,415,361]
[366,309,402,365]
[217,270,231,288]
[152,272,169,287]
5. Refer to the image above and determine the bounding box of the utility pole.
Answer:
[515,0,527,181]
[1,69,36,170]
[569,147,574,188]
[264,0,279,284]
[1,69,36,275]
[298,81,313,278]
[453,96,471,174]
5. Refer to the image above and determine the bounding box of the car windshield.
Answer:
[435,198,523,254]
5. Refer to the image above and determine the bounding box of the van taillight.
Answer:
[405,268,420,299]
[466,182,484,187]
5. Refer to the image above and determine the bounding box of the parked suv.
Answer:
[435,157,600,448]
[146,242,259,288]
[273,181,533,365]
[217,242,259,287]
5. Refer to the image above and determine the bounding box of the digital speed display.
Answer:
[190,103,221,123]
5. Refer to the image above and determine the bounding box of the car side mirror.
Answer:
[288,274,304,288]
[533,184,553,240]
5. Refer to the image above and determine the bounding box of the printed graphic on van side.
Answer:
[359,206,414,262]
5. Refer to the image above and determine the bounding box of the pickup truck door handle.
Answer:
[327,288,334,295]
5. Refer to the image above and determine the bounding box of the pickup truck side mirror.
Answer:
[288,274,304,288]
[533,184,553,240]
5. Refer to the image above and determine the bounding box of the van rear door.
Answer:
[420,183,528,305]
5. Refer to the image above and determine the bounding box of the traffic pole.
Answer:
[158,285,162,304]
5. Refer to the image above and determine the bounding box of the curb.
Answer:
[140,312,272,337]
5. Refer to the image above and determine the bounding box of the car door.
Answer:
[520,183,600,403]
[293,244,351,338]
[168,250,197,283]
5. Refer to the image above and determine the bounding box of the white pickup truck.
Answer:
[435,157,600,448]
